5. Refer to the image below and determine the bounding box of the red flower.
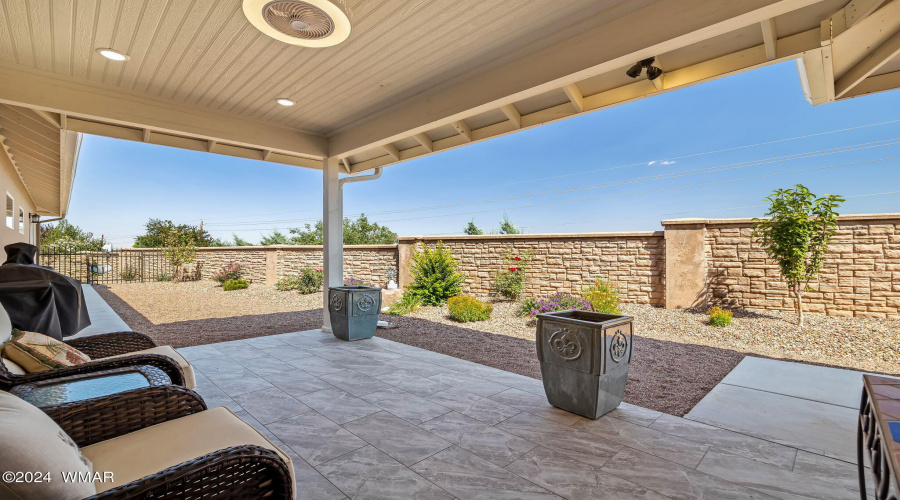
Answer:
[513,256,522,261]
[508,267,520,272]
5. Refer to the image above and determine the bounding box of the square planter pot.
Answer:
[328,286,382,341]
[535,309,634,419]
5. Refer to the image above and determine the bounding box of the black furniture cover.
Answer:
[0,243,91,340]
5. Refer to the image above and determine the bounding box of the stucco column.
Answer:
[322,158,343,332]
[264,247,277,285]
[396,238,415,288]
[662,219,708,309]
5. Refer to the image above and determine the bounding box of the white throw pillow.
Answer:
[0,391,96,500]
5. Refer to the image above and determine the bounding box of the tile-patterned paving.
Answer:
[183,329,866,500]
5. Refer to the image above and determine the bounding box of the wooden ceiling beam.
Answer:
[382,143,401,161]
[500,104,522,129]
[563,84,585,112]
[452,121,472,142]
[413,133,433,152]
[761,18,778,60]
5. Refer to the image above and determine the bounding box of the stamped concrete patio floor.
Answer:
[180,331,864,500]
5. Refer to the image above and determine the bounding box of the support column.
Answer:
[662,219,708,309]
[322,157,343,332]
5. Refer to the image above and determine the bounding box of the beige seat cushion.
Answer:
[82,407,293,495]
[1,354,25,375]
[0,391,96,500]
[103,346,195,389]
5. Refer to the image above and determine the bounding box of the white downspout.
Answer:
[321,163,383,332]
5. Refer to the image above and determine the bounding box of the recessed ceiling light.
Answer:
[96,48,130,61]
[276,98,295,106]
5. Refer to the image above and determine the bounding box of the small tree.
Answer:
[751,184,843,326]
[134,219,215,248]
[407,242,467,305]
[498,214,521,234]
[163,227,198,282]
[464,220,484,235]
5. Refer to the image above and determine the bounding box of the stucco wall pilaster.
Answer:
[662,220,708,309]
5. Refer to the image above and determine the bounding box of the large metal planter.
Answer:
[535,310,634,419]
[328,286,382,341]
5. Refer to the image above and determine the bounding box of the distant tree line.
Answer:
[131,214,398,247]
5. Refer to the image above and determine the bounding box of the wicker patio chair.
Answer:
[2,385,294,500]
[0,329,190,390]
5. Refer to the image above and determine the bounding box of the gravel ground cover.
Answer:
[95,282,900,416]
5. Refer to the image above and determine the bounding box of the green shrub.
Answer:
[707,306,733,327]
[406,242,467,305]
[155,273,172,282]
[223,278,249,291]
[447,295,493,322]
[387,293,423,315]
[275,268,323,293]
[516,297,538,317]
[120,267,139,281]
[583,279,621,314]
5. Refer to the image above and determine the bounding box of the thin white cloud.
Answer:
[647,161,657,165]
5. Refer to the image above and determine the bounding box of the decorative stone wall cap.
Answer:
[397,231,663,242]
[662,213,900,226]
[660,218,709,226]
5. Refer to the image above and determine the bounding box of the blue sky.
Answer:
[69,61,900,247]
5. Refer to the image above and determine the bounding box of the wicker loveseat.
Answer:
[0,306,194,390]
[1,385,294,499]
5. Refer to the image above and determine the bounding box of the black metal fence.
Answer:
[38,248,182,284]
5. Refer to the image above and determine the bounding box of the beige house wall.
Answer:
[0,149,35,250]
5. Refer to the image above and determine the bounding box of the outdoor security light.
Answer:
[646,65,663,81]
[625,57,662,80]
[625,62,644,78]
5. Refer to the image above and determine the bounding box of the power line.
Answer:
[179,117,900,225]
[503,118,900,186]
[101,188,900,243]
[204,138,900,229]
[218,156,900,232]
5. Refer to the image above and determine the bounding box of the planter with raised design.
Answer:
[328,286,382,341]
[535,309,634,419]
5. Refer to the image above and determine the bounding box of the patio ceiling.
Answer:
[0,103,77,217]
[0,0,898,195]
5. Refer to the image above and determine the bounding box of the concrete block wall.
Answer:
[53,212,899,318]
[397,233,666,305]
[665,213,900,318]
[274,245,397,287]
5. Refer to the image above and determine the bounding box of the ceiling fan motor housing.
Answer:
[243,0,352,47]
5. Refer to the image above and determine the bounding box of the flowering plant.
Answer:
[344,276,378,288]
[213,261,243,284]
[517,292,592,318]
[494,251,532,300]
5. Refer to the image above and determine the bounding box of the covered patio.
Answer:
[4,0,900,323]
[59,289,858,500]
[2,0,900,498]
